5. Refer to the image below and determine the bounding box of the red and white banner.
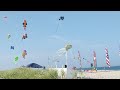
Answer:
[93,51,97,68]
[78,51,82,68]
[105,48,110,68]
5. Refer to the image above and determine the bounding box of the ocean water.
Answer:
[77,66,120,71]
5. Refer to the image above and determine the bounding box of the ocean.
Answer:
[77,66,120,71]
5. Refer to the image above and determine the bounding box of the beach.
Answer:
[0,68,120,79]
[76,70,120,79]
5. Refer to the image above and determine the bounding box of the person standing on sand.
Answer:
[91,63,94,69]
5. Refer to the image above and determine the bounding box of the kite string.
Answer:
[55,21,60,32]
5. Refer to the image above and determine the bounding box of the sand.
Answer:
[79,70,120,79]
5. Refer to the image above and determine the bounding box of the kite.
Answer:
[3,16,8,23]
[22,35,26,39]
[56,16,64,32]
[65,44,72,51]
[59,16,64,20]
[8,34,11,39]
[23,20,27,30]
[22,50,27,59]
[25,34,27,38]
[11,46,14,50]
[4,16,7,18]
[22,34,27,39]
[13,56,19,64]
[15,56,19,62]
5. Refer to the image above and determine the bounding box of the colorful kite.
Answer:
[25,34,27,38]
[8,34,11,39]
[3,16,7,22]
[22,34,27,39]
[23,20,27,30]
[59,16,64,20]
[22,35,26,39]
[13,56,19,64]
[11,46,14,50]
[22,50,27,59]
[15,56,19,62]
[56,16,64,32]
[4,16,7,18]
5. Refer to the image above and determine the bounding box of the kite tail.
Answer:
[23,55,25,59]
[24,27,26,30]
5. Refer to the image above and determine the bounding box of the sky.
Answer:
[0,11,120,70]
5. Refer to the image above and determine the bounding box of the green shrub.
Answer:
[0,68,58,79]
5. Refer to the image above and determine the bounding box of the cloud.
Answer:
[48,35,67,42]
[50,35,63,40]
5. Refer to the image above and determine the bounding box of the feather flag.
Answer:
[93,51,97,69]
[105,48,110,68]
[78,51,82,69]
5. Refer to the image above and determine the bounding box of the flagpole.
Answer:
[48,56,50,68]
[93,51,97,71]
[96,59,97,71]
[80,58,82,72]
[65,51,68,68]
[78,51,82,72]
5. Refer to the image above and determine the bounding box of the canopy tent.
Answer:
[26,63,45,68]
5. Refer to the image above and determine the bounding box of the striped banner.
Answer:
[105,48,110,68]
[78,51,82,69]
[93,51,97,68]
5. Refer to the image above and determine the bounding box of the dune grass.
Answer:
[0,68,58,79]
